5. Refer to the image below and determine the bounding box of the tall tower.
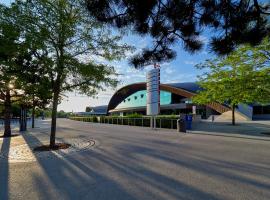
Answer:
[146,64,160,117]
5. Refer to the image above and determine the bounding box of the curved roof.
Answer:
[107,82,230,114]
[167,82,202,93]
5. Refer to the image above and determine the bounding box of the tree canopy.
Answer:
[0,3,26,136]
[86,0,270,67]
[193,37,270,124]
[16,0,131,147]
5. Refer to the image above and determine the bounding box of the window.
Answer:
[123,100,126,103]
[253,105,270,114]
[128,98,130,101]
[141,94,144,98]
[134,96,137,100]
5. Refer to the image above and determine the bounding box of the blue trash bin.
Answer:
[185,115,192,130]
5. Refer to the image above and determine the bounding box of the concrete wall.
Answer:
[237,104,253,120]
[215,110,249,121]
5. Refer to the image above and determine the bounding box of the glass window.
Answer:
[253,105,270,114]
[115,90,171,109]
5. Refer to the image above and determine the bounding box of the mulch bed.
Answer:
[0,134,20,138]
[33,143,71,152]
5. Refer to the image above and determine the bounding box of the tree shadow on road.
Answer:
[18,129,225,200]
[0,136,11,200]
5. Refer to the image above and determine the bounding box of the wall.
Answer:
[237,104,253,120]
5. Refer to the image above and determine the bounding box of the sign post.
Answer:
[146,64,160,129]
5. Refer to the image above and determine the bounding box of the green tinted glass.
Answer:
[116,90,171,109]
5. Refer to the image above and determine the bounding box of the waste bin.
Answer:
[177,119,186,133]
[185,115,193,130]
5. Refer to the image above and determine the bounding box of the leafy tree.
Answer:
[21,0,131,147]
[86,0,270,67]
[16,51,53,128]
[0,2,53,135]
[0,4,24,136]
[193,38,270,125]
[85,106,92,112]
[57,110,69,118]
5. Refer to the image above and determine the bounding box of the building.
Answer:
[84,82,270,120]
[74,105,108,116]
[107,82,229,119]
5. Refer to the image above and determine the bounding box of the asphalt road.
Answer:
[0,119,270,200]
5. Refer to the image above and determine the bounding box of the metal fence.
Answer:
[0,118,31,126]
[71,117,178,129]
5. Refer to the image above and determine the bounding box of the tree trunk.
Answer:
[232,104,236,126]
[50,84,60,147]
[4,89,11,137]
[32,106,35,128]
[50,45,64,147]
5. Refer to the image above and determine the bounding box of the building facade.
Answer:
[82,82,270,120]
[107,82,228,119]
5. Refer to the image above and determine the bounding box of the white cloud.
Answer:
[184,60,197,65]
[164,73,197,83]
[198,35,209,43]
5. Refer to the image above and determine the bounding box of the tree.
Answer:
[0,4,24,137]
[193,38,270,125]
[85,106,92,112]
[16,51,53,128]
[1,2,53,135]
[21,0,131,147]
[86,0,270,68]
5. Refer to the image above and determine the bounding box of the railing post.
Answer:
[171,119,173,129]
[142,118,143,127]
[160,118,161,128]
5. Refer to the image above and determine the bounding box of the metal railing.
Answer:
[0,118,31,126]
[71,117,178,129]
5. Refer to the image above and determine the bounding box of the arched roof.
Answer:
[107,82,230,114]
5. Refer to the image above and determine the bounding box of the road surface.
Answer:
[0,119,270,200]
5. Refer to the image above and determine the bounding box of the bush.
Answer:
[126,113,143,118]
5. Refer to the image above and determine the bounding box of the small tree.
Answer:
[193,38,270,125]
[16,51,53,128]
[21,0,131,147]
[0,4,24,136]
[85,106,92,112]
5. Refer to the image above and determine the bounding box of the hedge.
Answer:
[69,116,178,129]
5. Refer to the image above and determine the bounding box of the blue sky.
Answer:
[59,34,212,112]
[0,0,219,111]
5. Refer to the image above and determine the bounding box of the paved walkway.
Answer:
[0,119,270,200]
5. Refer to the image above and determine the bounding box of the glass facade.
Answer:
[116,90,171,109]
[253,105,270,115]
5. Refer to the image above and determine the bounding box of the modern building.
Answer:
[107,82,229,119]
[74,105,108,116]
[85,82,270,120]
